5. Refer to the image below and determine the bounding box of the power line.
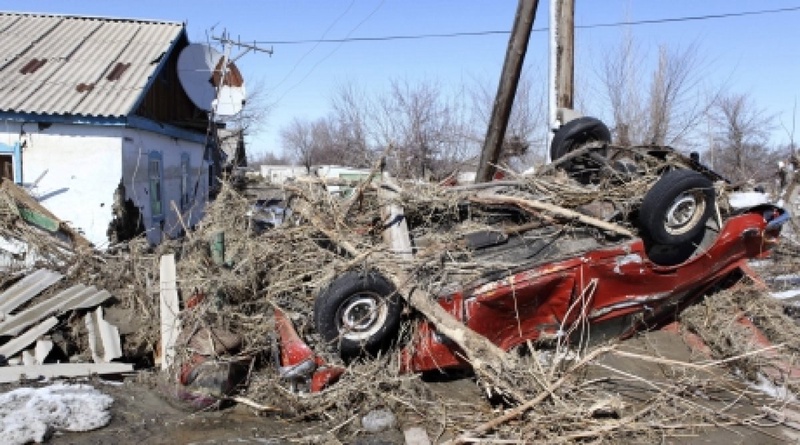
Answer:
[256,5,800,45]
[270,0,357,93]
[269,0,387,108]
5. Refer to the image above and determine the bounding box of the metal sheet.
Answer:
[0,12,182,117]
[0,269,62,317]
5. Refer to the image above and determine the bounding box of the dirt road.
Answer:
[33,326,796,445]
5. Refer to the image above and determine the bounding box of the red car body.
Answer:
[276,206,786,390]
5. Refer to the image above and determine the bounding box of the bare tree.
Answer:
[470,73,548,168]
[372,78,464,179]
[229,79,274,164]
[276,73,545,179]
[249,151,290,166]
[280,117,317,173]
[597,35,715,148]
[710,93,776,182]
[598,32,644,146]
[329,81,374,168]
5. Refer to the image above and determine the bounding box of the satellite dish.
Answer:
[177,43,246,117]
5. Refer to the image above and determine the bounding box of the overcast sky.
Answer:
[2,1,799,159]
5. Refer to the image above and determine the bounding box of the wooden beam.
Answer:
[0,362,133,383]
[85,306,122,363]
[0,269,62,318]
[0,317,58,358]
[476,0,540,182]
[378,174,413,260]
[470,193,635,238]
[159,254,180,370]
[0,284,88,336]
[554,0,575,111]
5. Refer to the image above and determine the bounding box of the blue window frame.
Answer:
[148,152,164,221]
[0,142,22,184]
[180,153,190,210]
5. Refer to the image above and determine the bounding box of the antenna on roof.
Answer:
[177,41,253,117]
[211,29,273,62]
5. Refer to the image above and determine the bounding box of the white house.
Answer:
[0,13,221,247]
[259,164,373,196]
[259,165,308,184]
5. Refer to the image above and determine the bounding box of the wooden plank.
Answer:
[375,176,513,371]
[470,193,635,238]
[0,362,133,383]
[0,284,88,336]
[378,174,414,260]
[159,254,180,370]
[85,309,100,363]
[69,289,112,310]
[21,350,35,366]
[85,306,122,363]
[0,269,62,317]
[34,339,53,365]
[0,317,58,357]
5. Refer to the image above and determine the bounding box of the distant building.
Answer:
[259,165,307,184]
[259,164,372,196]
[218,128,247,169]
[0,12,230,247]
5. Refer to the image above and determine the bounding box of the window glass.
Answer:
[180,154,190,209]
[149,154,163,219]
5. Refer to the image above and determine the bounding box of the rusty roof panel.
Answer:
[0,13,182,118]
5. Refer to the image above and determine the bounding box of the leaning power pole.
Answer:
[476,0,539,183]
[551,0,575,121]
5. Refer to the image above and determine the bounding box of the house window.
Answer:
[0,143,21,184]
[0,155,13,181]
[180,154,190,210]
[148,152,163,220]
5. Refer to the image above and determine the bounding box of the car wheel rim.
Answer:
[336,292,388,341]
[664,191,706,235]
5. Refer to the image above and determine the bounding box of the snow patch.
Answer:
[728,191,770,210]
[0,383,113,445]
[750,373,796,403]
[771,289,800,300]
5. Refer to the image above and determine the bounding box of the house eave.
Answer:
[0,113,207,144]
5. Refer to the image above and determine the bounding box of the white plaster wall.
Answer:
[0,121,208,248]
[121,129,208,245]
[12,123,124,248]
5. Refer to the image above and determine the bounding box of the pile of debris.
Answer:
[1,143,799,443]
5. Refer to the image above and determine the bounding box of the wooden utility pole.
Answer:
[547,0,575,157]
[476,0,539,183]
[554,0,575,112]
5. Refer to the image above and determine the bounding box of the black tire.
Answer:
[550,116,611,166]
[313,271,403,358]
[639,169,715,245]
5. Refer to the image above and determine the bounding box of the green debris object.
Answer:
[210,231,226,266]
[18,206,59,232]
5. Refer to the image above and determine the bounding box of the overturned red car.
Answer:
[275,117,790,391]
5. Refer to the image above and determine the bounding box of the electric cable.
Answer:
[256,5,800,45]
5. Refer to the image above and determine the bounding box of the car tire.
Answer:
[314,271,403,359]
[550,117,611,170]
[639,169,715,245]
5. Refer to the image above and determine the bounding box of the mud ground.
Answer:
[29,328,799,444]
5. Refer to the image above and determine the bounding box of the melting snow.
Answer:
[0,383,113,445]
[771,289,800,300]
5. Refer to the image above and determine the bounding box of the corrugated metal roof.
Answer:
[0,268,63,316]
[0,12,183,118]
